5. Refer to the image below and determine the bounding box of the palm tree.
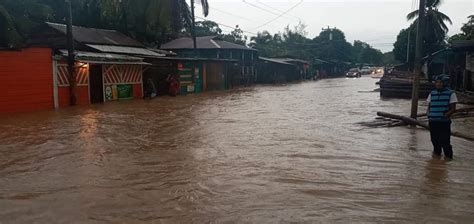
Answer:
[197,0,209,17]
[407,0,452,47]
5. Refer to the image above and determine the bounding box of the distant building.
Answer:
[161,36,258,86]
[451,40,474,93]
[272,58,310,81]
[257,57,297,83]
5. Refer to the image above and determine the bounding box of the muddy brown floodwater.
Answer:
[1,77,474,223]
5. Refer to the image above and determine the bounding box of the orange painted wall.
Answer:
[58,86,89,107]
[0,48,53,114]
[133,84,142,99]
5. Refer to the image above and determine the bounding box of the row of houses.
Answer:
[445,40,474,95]
[0,23,310,114]
[380,40,474,100]
[415,40,474,95]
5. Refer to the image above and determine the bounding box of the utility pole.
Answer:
[66,0,76,105]
[410,0,426,119]
[406,27,411,69]
[322,26,336,73]
[190,0,198,85]
[322,26,333,59]
[190,0,198,57]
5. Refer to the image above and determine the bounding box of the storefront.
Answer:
[53,51,149,108]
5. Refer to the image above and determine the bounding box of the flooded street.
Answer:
[1,77,473,223]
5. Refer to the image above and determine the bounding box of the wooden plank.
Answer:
[377,111,474,141]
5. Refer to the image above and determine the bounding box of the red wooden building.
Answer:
[0,23,161,114]
[0,48,54,113]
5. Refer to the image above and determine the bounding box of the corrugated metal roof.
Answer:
[58,50,150,65]
[47,22,143,47]
[259,57,293,65]
[86,44,164,57]
[147,48,177,56]
[313,58,332,64]
[276,58,310,64]
[149,56,238,62]
[79,60,150,65]
[161,36,256,51]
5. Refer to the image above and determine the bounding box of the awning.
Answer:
[313,58,331,64]
[57,50,151,65]
[86,44,165,57]
[77,60,150,65]
[259,57,293,65]
[145,56,239,63]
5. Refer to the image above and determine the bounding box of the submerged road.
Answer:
[1,77,473,223]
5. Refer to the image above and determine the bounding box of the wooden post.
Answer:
[377,111,474,141]
[66,0,76,105]
[464,53,472,92]
[410,0,426,119]
[190,0,197,58]
[52,59,59,109]
[190,0,198,85]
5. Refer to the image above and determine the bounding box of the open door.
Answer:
[89,64,104,104]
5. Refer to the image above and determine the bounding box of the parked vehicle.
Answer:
[360,66,372,75]
[346,68,361,78]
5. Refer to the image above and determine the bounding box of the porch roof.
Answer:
[259,57,293,65]
[57,50,151,65]
[86,44,165,57]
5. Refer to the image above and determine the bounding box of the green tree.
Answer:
[0,5,22,48]
[221,25,247,46]
[249,31,279,57]
[312,28,353,62]
[448,15,474,42]
[352,40,383,65]
[1,0,210,48]
[393,25,417,67]
[249,23,311,58]
[195,20,222,36]
[382,51,399,65]
[461,15,474,39]
[281,23,311,59]
[406,0,451,53]
[0,0,53,48]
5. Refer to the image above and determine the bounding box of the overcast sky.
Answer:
[190,0,473,52]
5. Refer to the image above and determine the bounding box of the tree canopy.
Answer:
[448,15,474,43]
[0,0,386,67]
[405,0,451,55]
[352,40,384,65]
[393,25,417,66]
[0,0,210,48]
[249,25,384,65]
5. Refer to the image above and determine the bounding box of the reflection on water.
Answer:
[1,77,474,223]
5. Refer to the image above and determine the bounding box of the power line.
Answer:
[252,0,304,30]
[254,0,302,21]
[242,0,282,16]
[209,6,281,30]
[195,16,258,35]
[209,7,254,22]
[362,35,396,42]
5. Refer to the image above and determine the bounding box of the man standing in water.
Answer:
[427,75,458,160]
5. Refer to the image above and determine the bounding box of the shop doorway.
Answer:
[89,64,104,104]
